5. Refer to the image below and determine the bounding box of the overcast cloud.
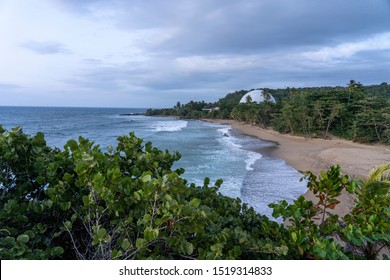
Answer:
[0,0,389,107]
[21,40,71,55]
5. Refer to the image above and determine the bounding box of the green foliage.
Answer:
[350,97,390,143]
[1,125,389,259]
[186,180,287,260]
[341,163,390,259]
[364,82,390,99]
[146,100,214,119]
[0,127,67,259]
[270,164,390,259]
[209,90,248,119]
[231,101,275,128]
[146,81,389,143]
[145,90,248,120]
[270,166,351,259]
[269,83,389,143]
[0,126,284,260]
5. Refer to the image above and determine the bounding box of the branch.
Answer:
[63,221,85,260]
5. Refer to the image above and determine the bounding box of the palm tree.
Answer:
[363,163,390,185]
[347,80,357,102]
[347,80,364,104]
[263,89,271,102]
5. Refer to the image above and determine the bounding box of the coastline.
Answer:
[203,118,390,216]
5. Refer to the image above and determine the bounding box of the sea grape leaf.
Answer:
[16,234,29,244]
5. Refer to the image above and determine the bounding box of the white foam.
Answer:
[218,127,243,149]
[245,151,263,171]
[217,127,230,135]
[217,126,262,171]
[152,120,188,132]
[219,176,243,200]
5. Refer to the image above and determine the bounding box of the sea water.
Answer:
[0,106,307,217]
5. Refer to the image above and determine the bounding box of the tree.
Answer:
[276,92,313,136]
[352,97,390,143]
[0,126,285,260]
[341,163,390,259]
[315,100,343,139]
[270,166,350,259]
[245,95,253,104]
[347,80,364,103]
[263,89,271,102]
[0,127,66,259]
[173,101,181,110]
[257,102,274,128]
[270,164,390,259]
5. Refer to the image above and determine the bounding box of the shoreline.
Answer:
[203,118,390,216]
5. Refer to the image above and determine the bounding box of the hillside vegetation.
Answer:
[146,81,390,143]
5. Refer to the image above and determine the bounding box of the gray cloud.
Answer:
[0,83,22,90]
[54,0,390,56]
[154,0,390,55]
[21,41,71,55]
[59,0,390,54]
[17,0,390,107]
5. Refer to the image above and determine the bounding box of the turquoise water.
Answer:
[0,106,306,217]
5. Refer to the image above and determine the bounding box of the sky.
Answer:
[0,0,390,108]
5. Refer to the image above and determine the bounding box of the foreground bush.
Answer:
[270,165,390,259]
[0,126,389,259]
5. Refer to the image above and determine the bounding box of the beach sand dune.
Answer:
[204,119,390,216]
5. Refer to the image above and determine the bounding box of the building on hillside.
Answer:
[239,89,276,104]
[202,107,219,112]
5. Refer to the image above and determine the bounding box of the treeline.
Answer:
[145,90,249,119]
[1,127,389,259]
[146,81,390,143]
[146,100,214,119]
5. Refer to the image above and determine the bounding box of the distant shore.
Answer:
[203,118,390,216]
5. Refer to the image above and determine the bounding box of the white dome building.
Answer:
[239,89,276,104]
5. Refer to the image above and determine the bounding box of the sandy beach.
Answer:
[204,119,390,216]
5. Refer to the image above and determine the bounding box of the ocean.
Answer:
[0,106,307,217]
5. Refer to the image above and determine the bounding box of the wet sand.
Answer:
[204,119,390,216]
